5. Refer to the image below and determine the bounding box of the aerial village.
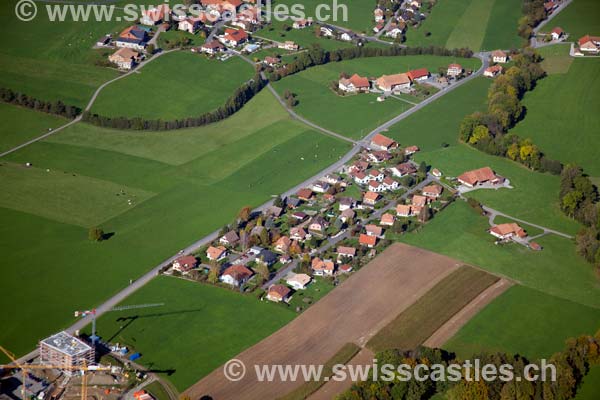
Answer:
[160,132,540,309]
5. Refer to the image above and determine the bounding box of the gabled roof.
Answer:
[371,133,397,148]
[407,68,429,80]
[491,50,507,58]
[222,264,253,280]
[457,167,499,186]
[490,223,527,238]
[363,191,380,202]
[268,284,291,298]
[422,184,443,195]
[359,234,377,246]
[224,28,248,42]
[341,73,370,88]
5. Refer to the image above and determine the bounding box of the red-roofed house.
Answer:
[266,284,292,302]
[339,74,370,93]
[457,167,503,187]
[311,258,335,276]
[579,35,600,53]
[489,223,527,240]
[422,184,443,198]
[492,50,508,63]
[220,28,248,47]
[363,191,380,206]
[220,265,253,286]
[407,68,430,82]
[376,73,411,91]
[380,213,395,226]
[207,246,228,261]
[484,65,503,78]
[370,133,398,151]
[200,40,225,54]
[404,145,420,155]
[396,204,413,217]
[359,233,377,248]
[551,27,564,40]
[173,255,198,273]
[274,236,292,253]
[447,64,462,77]
[296,188,314,201]
[412,195,428,207]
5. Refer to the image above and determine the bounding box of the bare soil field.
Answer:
[184,243,461,400]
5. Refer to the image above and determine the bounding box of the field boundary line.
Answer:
[423,278,513,348]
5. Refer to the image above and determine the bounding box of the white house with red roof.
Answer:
[339,74,370,93]
[447,64,462,77]
[220,28,248,47]
[407,68,429,82]
[551,27,564,41]
[172,255,198,274]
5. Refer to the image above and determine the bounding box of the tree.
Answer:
[255,262,269,282]
[237,206,252,222]
[418,161,427,174]
[208,262,220,284]
[88,227,104,242]
[468,125,490,144]
[273,195,284,208]
[562,191,583,216]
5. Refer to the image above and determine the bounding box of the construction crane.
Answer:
[1,346,110,400]
[74,303,164,345]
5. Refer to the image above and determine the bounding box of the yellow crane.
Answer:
[1,346,110,400]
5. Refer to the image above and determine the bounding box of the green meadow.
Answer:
[511,56,600,176]
[405,0,523,51]
[91,276,295,391]
[548,0,600,40]
[0,103,67,153]
[0,90,350,361]
[90,52,254,120]
[272,55,481,139]
[445,285,600,360]
[399,201,597,309]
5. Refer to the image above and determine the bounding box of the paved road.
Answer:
[482,205,574,239]
[14,51,487,364]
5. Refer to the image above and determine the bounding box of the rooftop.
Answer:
[40,331,92,357]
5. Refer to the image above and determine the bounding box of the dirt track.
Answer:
[184,243,462,400]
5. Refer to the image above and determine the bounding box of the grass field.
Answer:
[272,56,481,139]
[404,0,523,51]
[367,265,499,353]
[575,366,600,400]
[445,285,600,360]
[0,1,129,107]
[0,103,67,153]
[90,52,254,119]
[399,201,599,309]
[143,381,171,400]
[538,43,574,74]
[548,0,600,40]
[0,90,350,361]
[91,276,295,391]
[510,57,600,176]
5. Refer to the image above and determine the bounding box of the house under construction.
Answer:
[39,332,94,375]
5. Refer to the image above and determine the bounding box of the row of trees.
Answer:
[459,49,561,173]
[0,87,81,119]
[81,74,266,130]
[518,0,548,39]
[267,45,474,82]
[339,331,600,400]
[559,165,600,267]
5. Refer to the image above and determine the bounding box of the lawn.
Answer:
[90,52,254,120]
[445,285,600,360]
[0,90,351,362]
[90,276,295,391]
[398,201,599,309]
[367,265,499,353]
[384,77,491,150]
[272,56,481,139]
[404,0,523,51]
[537,43,574,74]
[0,103,67,153]
[510,57,600,176]
[0,162,156,227]
[0,1,128,107]
[574,366,600,400]
[143,381,171,400]
[286,276,335,312]
[548,0,600,40]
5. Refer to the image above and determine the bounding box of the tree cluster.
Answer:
[339,331,600,400]
[267,45,473,82]
[459,50,560,173]
[0,87,81,119]
[560,165,600,267]
[82,74,266,130]
[518,0,547,39]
